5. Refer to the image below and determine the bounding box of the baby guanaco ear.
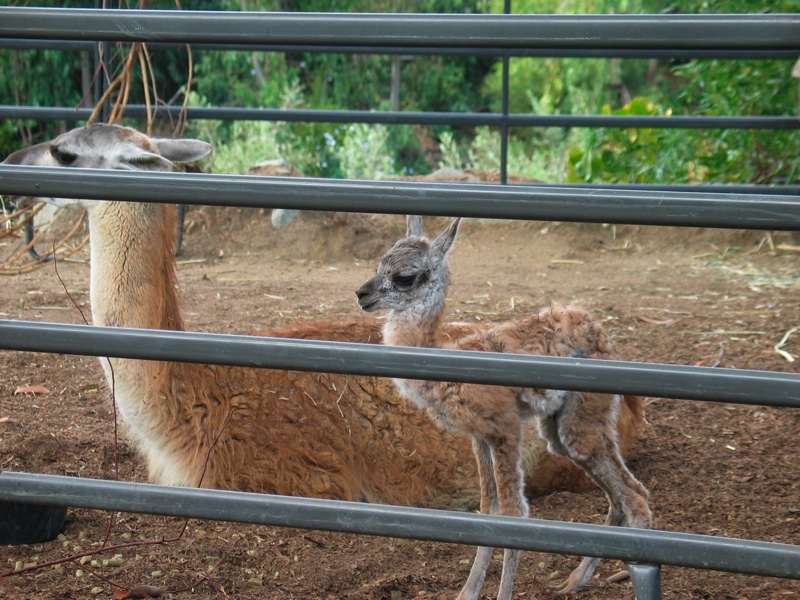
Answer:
[431,217,461,260]
[406,215,424,238]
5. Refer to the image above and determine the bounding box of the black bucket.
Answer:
[0,501,67,545]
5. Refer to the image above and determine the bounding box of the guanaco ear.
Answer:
[406,215,424,238]
[431,218,460,260]
[153,139,214,164]
[2,142,53,166]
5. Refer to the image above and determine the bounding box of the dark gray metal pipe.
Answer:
[2,37,799,59]
[133,108,800,130]
[0,9,798,52]
[1,320,798,407]
[0,158,794,196]
[0,106,92,122]
[532,182,800,195]
[1,166,799,230]
[0,472,798,580]
[2,104,798,130]
[627,564,664,600]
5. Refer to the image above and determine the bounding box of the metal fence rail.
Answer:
[2,320,800,408]
[1,7,799,600]
[1,167,799,229]
[3,104,800,130]
[4,36,800,58]
[1,473,799,582]
[2,10,798,51]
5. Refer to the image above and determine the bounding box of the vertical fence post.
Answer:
[95,0,110,123]
[500,0,511,185]
[627,562,663,600]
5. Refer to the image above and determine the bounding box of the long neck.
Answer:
[87,200,193,480]
[88,201,184,332]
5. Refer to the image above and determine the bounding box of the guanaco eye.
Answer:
[125,153,172,171]
[392,273,418,290]
[128,154,160,165]
[50,147,77,166]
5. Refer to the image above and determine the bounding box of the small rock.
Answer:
[272,209,300,229]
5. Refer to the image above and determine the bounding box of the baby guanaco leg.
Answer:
[540,394,652,594]
[457,439,498,600]
[491,428,529,600]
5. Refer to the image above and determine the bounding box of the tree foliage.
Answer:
[564,0,799,184]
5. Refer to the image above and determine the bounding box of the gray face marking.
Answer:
[356,237,436,313]
[356,217,460,317]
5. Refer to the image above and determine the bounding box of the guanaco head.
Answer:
[2,124,212,209]
[356,215,460,314]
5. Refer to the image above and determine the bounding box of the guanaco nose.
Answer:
[355,281,379,311]
[355,285,371,304]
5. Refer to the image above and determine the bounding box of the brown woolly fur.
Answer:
[357,216,652,599]
[527,393,643,496]
[3,125,644,514]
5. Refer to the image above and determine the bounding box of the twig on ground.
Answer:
[774,326,798,363]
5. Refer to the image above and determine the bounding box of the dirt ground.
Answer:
[0,201,799,599]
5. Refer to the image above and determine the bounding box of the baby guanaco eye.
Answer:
[50,147,77,166]
[392,273,418,289]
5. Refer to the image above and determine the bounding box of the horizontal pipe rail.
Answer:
[0,472,798,580]
[2,37,799,59]
[1,166,798,230]
[2,104,798,131]
[1,320,798,407]
[1,10,799,52]
[537,182,800,193]
[0,157,794,196]
[532,182,800,195]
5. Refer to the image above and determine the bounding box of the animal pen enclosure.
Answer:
[0,7,799,600]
